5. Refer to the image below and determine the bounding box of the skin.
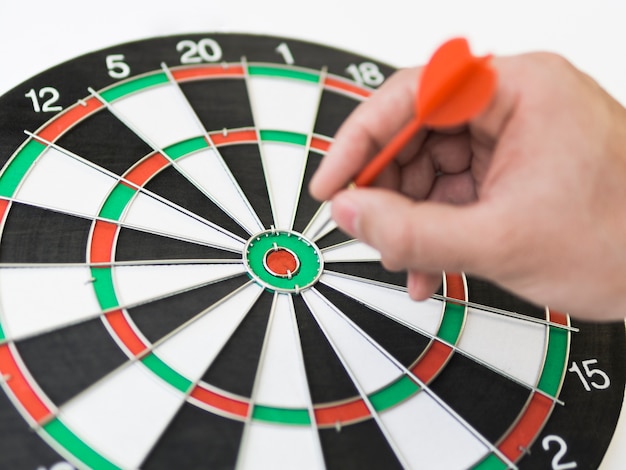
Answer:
[309,53,626,321]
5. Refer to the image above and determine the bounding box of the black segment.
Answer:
[467,277,545,320]
[55,108,153,176]
[115,227,240,261]
[15,318,127,405]
[293,152,323,233]
[142,402,244,469]
[143,164,250,240]
[325,261,407,288]
[318,419,403,470]
[201,290,273,397]
[315,283,430,368]
[180,79,255,132]
[314,90,363,138]
[0,389,66,469]
[293,294,359,403]
[429,353,531,443]
[219,144,273,229]
[129,275,248,344]
[0,203,91,263]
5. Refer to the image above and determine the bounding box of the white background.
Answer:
[0,0,624,467]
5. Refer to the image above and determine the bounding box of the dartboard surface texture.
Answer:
[0,33,623,470]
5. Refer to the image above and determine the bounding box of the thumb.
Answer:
[331,188,496,275]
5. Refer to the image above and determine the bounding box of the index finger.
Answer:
[309,66,425,201]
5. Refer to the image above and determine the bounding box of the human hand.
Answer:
[309,53,626,321]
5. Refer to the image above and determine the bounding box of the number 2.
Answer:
[542,435,577,469]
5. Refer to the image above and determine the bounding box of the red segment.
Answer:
[124,153,170,187]
[37,97,103,143]
[0,199,10,223]
[190,385,249,418]
[90,221,118,264]
[498,392,553,461]
[210,129,257,146]
[104,310,148,357]
[315,398,370,426]
[411,340,453,383]
[324,76,371,99]
[266,249,297,276]
[549,310,568,326]
[172,65,245,82]
[0,344,52,423]
[310,136,331,153]
[445,272,465,300]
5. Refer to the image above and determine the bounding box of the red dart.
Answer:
[353,37,497,187]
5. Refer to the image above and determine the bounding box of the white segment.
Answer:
[58,361,185,470]
[301,289,402,395]
[122,192,243,252]
[109,83,204,149]
[320,272,443,337]
[113,263,246,310]
[0,266,101,340]
[254,294,311,408]
[322,239,381,262]
[458,306,547,387]
[247,75,321,135]
[259,142,308,230]
[14,146,117,218]
[175,148,263,233]
[152,282,263,383]
[302,202,336,241]
[238,422,321,470]
[379,392,488,469]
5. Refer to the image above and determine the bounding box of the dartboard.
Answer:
[0,33,623,470]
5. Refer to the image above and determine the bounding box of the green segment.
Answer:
[537,326,569,396]
[246,231,321,292]
[100,72,169,102]
[438,302,465,344]
[370,375,420,412]
[44,419,121,470]
[472,453,508,470]
[141,353,193,393]
[164,136,208,160]
[248,65,319,83]
[98,184,136,220]
[0,140,46,197]
[259,130,308,146]
[252,404,311,425]
[90,267,118,310]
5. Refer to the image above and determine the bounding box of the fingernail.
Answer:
[332,192,360,237]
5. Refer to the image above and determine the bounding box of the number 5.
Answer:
[106,54,131,79]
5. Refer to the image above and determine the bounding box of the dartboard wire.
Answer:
[0,266,247,346]
[31,280,260,432]
[0,193,243,257]
[235,292,326,470]
[0,259,243,269]
[300,289,414,469]
[159,61,264,234]
[322,267,576,333]
[319,270,566,406]
[304,287,519,470]
[86,86,257,238]
[22,130,247,247]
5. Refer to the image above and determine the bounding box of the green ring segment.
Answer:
[244,229,322,293]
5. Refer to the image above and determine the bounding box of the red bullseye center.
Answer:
[265,248,299,277]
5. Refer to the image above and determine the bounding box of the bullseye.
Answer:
[244,229,323,293]
[264,246,300,278]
